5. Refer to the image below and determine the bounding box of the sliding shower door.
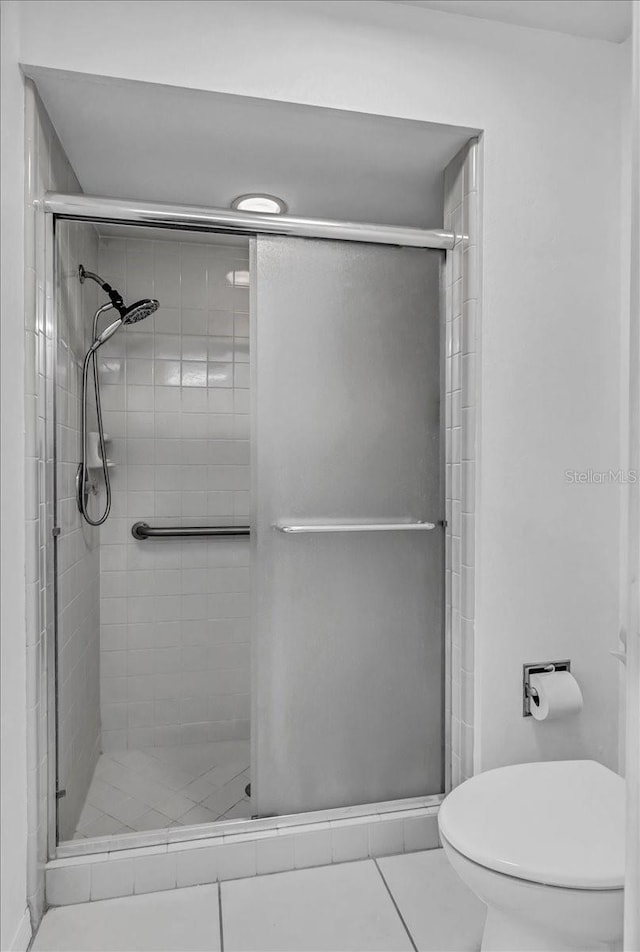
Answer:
[252,236,444,817]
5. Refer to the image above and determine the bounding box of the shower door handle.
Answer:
[274,521,438,533]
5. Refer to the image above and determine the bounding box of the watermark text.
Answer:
[565,469,637,484]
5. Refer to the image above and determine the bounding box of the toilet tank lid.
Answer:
[438,760,625,889]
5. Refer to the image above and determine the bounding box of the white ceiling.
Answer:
[386,0,632,43]
[30,67,474,229]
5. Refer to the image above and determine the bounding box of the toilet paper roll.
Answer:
[529,670,583,721]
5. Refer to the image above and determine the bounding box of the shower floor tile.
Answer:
[72,740,251,840]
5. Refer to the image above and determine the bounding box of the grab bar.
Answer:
[274,521,437,534]
[131,521,250,540]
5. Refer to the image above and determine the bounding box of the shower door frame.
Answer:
[45,210,61,859]
[43,191,465,860]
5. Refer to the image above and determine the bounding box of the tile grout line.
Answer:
[373,858,419,952]
[75,747,251,839]
[218,880,225,952]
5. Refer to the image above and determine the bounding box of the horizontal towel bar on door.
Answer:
[274,521,437,534]
[131,522,250,540]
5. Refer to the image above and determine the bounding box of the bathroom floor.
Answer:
[73,740,251,839]
[33,849,487,951]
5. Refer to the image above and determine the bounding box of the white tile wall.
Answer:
[444,139,481,787]
[96,235,251,749]
[55,220,102,841]
[24,80,87,924]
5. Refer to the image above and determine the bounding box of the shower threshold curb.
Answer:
[56,792,443,858]
[46,799,443,906]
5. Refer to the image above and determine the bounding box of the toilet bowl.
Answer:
[438,760,625,952]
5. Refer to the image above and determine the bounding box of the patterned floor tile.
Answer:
[70,740,250,840]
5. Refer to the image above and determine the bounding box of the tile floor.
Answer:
[34,849,487,951]
[72,741,251,839]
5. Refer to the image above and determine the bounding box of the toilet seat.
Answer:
[438,760,625,890]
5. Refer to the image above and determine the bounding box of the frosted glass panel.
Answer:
[252,236,443,816]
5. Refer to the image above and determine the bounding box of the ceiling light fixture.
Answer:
[231,193,288,215]
[226,269,250,288]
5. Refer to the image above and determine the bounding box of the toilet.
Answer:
[438,760,625,952]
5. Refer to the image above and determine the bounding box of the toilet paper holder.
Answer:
[522,659,571,717]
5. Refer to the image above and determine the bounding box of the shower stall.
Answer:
[49,195,448,849]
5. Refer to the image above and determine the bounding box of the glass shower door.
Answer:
[252,236,444,817]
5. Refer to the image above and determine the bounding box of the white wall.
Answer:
[0,2,29,948]
[624,3,640,945]
[18,0,628,773]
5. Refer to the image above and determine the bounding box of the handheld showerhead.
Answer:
[77,265,159,527]
[88,316,123,355]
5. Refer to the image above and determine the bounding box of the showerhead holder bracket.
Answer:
[75,462,96,513]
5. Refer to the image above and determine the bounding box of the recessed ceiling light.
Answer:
[231,193,288,215]
[226,269,250,288]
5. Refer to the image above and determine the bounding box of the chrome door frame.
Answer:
[43,195,454,858]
